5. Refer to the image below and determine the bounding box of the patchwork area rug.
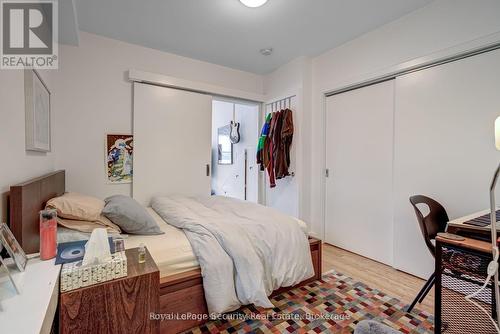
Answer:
[184,271,434,334]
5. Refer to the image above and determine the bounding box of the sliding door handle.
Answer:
[206,164,210,177]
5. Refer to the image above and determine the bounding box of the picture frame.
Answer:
[25,69,51,152]
[105,134,133,184]
[0,243,20,295]
[0,224,27,272]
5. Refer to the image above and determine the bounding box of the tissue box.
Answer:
[60,251,128,292]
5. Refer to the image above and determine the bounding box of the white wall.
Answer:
[307,0,500,277]
[263,57,313,222]
[0,69,56,223]
[309,0,500,239]
[53,32,264,200]
[211,100,259,202]
[393,49,500,277]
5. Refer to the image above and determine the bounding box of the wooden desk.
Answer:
[446,209,500,239]
[435,235,493,254]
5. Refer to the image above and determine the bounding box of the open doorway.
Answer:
[211,99,259,202]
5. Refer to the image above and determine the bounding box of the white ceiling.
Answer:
[74,0,434,74]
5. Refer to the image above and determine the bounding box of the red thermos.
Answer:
[40,209,57,260]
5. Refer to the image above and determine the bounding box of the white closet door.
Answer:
[133,83,212,206]
[394,48,500,278]
[325,80,394,265]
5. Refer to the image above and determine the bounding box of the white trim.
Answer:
[128,69,266,103]
[319,31,500,242]
[320,93,327,241]
[319,31,500,96]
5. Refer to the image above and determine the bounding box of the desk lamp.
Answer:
[490,116,500,327]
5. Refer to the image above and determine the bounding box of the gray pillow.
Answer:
[103,195,164,235]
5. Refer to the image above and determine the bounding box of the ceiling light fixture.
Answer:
[240,0,268,8]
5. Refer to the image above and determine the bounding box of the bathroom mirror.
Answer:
[217,125,233,165]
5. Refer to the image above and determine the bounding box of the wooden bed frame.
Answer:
[9,170,322,334]
[9,170,65,254]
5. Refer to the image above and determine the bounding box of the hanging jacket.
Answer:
[257,108,294,188]
[277,108,293,178]
[257,113,272,171]
[266,111,279,187]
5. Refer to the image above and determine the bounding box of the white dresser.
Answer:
[0,256,61,334]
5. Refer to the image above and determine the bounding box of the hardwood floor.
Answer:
[322,243,434,314]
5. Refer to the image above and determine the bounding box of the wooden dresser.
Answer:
[59,248,160,334]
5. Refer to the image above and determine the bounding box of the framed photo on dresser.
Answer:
[0,223,27,272]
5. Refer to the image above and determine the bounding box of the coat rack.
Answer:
[266,95,296,113]
[263,95,296,178]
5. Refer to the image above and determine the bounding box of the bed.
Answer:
[9,170,322,333]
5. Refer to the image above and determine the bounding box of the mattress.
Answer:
[131,209,307,277]
[124,208,199,276]
[57,205,309,278]
[56,208,199,277]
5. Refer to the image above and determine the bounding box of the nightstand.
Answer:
[59,247,160,334]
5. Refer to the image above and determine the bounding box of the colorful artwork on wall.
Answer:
[106,134,133,184]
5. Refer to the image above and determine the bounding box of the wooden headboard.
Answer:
[9,170,65,254]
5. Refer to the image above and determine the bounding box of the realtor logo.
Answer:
[1,0,58,69]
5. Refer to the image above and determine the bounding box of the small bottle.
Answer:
[138,243,146,263]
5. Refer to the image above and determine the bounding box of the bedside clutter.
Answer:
[59,247,160,334]
[58,228,128,292]
[60,251,127,292]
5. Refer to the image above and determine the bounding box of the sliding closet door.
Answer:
[325,80,394,265]
[394,48,500,278]
[133,83,212,206]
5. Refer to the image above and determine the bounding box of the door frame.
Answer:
[211,96,263,203]
[128,70,267,205]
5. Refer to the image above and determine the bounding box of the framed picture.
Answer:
[0,223,27,272]
[0,247,20,294]
[25,70,51,152]
[106,134,133,184]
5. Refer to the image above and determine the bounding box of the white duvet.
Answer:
[151,195,314,314]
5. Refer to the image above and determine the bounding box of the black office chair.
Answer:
[406,195,449,313]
